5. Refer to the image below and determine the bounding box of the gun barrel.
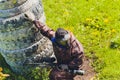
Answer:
[73,70,85,75]
[68,70,85,75]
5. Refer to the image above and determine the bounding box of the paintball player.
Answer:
[25,13,84,80]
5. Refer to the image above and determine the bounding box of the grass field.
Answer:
[42,0,120,80]
[0,0,120,80]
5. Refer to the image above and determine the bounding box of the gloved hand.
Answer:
[24,12,35,22]
[60,64,68,70]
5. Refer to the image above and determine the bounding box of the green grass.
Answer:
[1,0,120,80]
[42,0,120,80]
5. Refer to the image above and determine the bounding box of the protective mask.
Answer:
[57,34,70,46]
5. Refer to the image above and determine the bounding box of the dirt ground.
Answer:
[74,57,96,80]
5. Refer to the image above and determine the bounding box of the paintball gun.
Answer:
[23,57,85,75]
[26,62,85,75]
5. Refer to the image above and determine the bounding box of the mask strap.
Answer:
[51,37,56,43]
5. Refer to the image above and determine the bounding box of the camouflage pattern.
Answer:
[0,0,54,74]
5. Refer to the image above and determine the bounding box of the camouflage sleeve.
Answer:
[69,35,84,70]
[33,20,55,40]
